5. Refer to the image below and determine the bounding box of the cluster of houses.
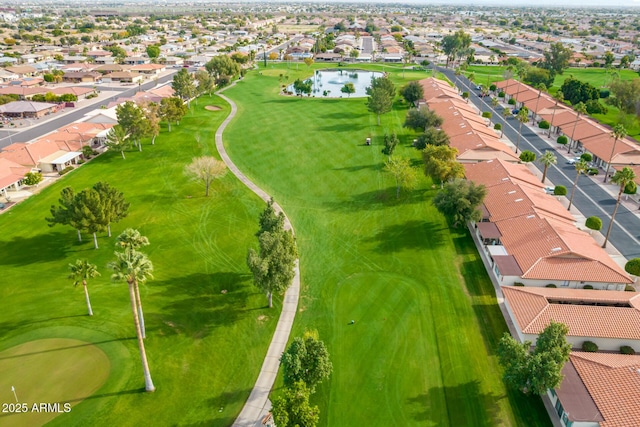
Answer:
[0,83,175,200]
[417,77,640,427]
[497,79,640,182]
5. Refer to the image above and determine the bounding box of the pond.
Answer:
[286,69,385,98]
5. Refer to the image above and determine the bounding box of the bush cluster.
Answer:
[621,345,635,355]
[582,341,598,352]
[58,166,74,175]
[538,120,550,129]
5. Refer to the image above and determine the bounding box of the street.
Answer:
[440,68,640,259]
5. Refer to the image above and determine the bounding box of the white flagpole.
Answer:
[11,386,18,403]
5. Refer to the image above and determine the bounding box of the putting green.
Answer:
[0,338,110,427]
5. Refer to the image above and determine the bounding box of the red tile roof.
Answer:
[569,352,640,427]
[503,287,640,339]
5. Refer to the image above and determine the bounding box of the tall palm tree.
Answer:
[109,249,156,392]
[602,167,637,248]
[515,106,529,153]
[568,102,587,153]
[532,83,547,124]
[538,151,557,184]
[116,228,150,338]
[604,124,627,183]
[548,91,564,138]
[568,160,588,211]
[68,259,100,316]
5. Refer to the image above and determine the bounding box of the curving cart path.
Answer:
[214,85,300,427]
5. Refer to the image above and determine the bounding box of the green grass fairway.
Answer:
[222,63,551,426]
[0,338,109,427]
[0,95,278,426]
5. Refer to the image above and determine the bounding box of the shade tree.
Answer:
[384,156,419,198]
[105,125,131,159]
[400,81,424,106]
[160,97,187,132]
[432,178,487,227]
[280,330,332,392]
[422,144,464,187]
[184,156,228,197]
[498,321,571,396]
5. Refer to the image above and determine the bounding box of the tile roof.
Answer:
[0,157,28,190]
[580,133,638,163]
[569,352,640,427]
[463,158,544,189]
[559,118,607,141]
[503,287,640,339]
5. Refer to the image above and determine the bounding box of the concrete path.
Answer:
[214,84,299,427]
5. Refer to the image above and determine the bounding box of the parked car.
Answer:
[512,108,520,115]
[544,186,555,194]
[566,157,582,165]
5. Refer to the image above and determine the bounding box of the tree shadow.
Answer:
[332,163,383,173]
[325,187,430,212]
[317,123,366,132]
[64,388,145,403]
[0,231,85,266]
[321,112,367,120]
[0,314,93,341]
[364,220,445,252]
[0,337,135,360]
[407,381,505,425]
[176,388,250,427]
[147,272,260,339]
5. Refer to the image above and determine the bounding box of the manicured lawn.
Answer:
[223,63,550,426]
[0,96,277,426]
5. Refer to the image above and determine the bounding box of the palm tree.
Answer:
[568,102,587,153]
[532,83,547,124]
[515,106,529,153]
[602,167,637,248]
[568,160,588,211]
[604,124,627,184]
[491,97,499,108]
[538,151,557,184]
[116,228,150,338]
[548,91,564,138]
[68,259,100,316]
[109,249,156,392]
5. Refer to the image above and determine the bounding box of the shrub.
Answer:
[507,98,516,105]
[462,92,469,99]
[582,341,598,352]
[489,84,497,91]
[625,285,637,292]
[624,181,637,195]
[587,168,599,175]
[585,99,608,115]
[58,166,74,175]
[494,123,502,131]
[546,284,557,288]
[498,91,505,97]
[82,145,94,158]
[580,153,593,162]
[553,185,567,196]
[382,132,399,156]
[583,284,594,290]
[557,135,568,145]
[599,89,610,98]
[77,159,85,165]
[625,258,640,276]
[23,171,43,186]
[585,216,602,231]
[538,120,550,129]
[620,345,635,355]
[482,111,492,118]
[513,282,525,287]
[519,150,536,163]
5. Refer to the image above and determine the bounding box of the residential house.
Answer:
[0,157,28,196]
[0,101,59,118]
[5,65,37,78]
[503,286,640,351]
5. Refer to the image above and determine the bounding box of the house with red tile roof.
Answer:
[549,352,640,427]
[464,160,632,290]
[503,286,639,350]
[0,157,28,196]
[0,139,81,173]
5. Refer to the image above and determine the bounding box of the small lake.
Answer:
[286,69,385,98]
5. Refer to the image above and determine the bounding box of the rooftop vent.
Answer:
[514,198,523,202]
[551,247,562,252]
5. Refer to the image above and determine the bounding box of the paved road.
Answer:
[0,72,176,150]
[440,68,640,259]
[361,36,375,54]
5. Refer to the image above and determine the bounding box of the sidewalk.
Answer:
[214,82,300,427]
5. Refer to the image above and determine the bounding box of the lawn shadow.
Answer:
[407,381,505,425]
[148,272,259,339]
[325,187,428,211]
[317,123,366,132]
[0,314,91,339]
[0,337,135,360]
[333,163,383,173]
[365,220,445,252]
[0,231,85,266]
[63,388,145,403]
[470,301,507,356]
[321,112,367,120]
[177,388,250,427]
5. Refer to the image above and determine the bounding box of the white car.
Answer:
[566,157,582,165]
[544,186,555,194]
